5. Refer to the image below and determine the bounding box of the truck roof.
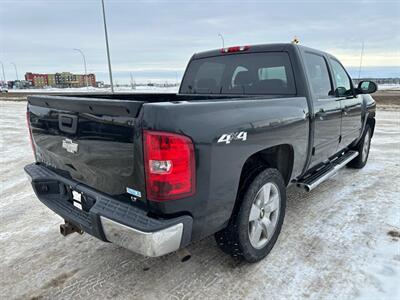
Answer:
[192,43,328,60]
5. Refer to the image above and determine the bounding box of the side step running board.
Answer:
[297,150,359,192]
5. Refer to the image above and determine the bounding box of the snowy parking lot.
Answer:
[1,100,399,300]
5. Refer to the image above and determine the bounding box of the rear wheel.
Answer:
[347,124,372,169]
[214,168,286,263]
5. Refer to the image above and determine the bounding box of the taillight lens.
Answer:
[26,111,35,155]
[143,130,195,201]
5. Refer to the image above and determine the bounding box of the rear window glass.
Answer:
[303,53,332,98]
[180,52,296,95]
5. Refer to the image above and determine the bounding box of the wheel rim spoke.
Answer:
[249,204,261,222]
[260,217,274,238]
[261,183,271,205]
[250,221,263,246]
[266,194,279,213]
[362,131,370,161]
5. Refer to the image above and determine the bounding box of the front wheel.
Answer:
[347,124,372,169]
[214,168,286,263]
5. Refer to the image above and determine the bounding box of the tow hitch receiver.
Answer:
[60,221,83,236]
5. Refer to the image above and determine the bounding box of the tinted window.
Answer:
[330,59,352,96]
[180,52,296,95]
[232,66,248,87]
[258,66,287,83]
[304,53,332,98]
[193,61,225,94]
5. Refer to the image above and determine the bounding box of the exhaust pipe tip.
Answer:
[176,248,192,262]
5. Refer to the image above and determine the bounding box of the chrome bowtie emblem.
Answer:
[62,138,78,154]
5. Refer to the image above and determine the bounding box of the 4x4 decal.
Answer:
[217,131,247,144]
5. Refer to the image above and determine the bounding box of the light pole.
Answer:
[10,62,19,80]
[358,40,365,79]
[101,0,114,93]
[218,33,225,48]
[0,61,6,85]
[130,72,135,90]
[73,48,89,88]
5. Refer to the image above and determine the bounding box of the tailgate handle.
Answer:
[59,114,78,134]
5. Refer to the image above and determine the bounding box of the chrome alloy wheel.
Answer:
[362,129,371,162]
[248,182,280,249]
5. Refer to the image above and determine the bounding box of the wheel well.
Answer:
[240,144,294,186]
[228,145,293,224]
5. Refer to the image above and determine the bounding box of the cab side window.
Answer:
[330,59,353,97]
[304,53,333,99]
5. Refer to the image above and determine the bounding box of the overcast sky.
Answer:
[1,0,399,83]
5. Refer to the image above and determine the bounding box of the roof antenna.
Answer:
[358,40,365,79]
[291,36,300,44]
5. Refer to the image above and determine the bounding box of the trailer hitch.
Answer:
[60,221,83,236]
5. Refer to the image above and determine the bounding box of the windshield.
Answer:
[180,52,296,95]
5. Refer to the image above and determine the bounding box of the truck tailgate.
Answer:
[27,95,145,197]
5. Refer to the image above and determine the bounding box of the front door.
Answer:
[303,52,342,168]
[329,58,362,149]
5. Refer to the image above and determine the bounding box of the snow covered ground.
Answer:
[0,101,399,300]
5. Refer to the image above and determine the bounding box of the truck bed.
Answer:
[27,93,262,199]
[28,93,283,117]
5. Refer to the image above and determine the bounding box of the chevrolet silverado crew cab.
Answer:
[25,43,377,263]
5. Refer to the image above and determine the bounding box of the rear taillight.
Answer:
[26,111,35,154]
[220,45,250,53]
[143,130,195,201]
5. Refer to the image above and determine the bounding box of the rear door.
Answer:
[328,58,362,149]
[303,51,342,167]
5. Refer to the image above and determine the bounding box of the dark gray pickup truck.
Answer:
[25,43,376,262]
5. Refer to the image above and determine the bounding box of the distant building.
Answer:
[79,74,96,87]
[5,80,31,89]
[47,74,56,87]
[96,81,104,88]
[58,72,79,88]
[25,73,48,88]
[25,72,96,88]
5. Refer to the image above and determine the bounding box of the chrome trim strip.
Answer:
[100,217,183,257]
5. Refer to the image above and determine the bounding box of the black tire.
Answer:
[347,124,372,169]
[214,168,286,263]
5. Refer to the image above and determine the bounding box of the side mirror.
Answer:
[356,80,377,94]
[334,86,347,97]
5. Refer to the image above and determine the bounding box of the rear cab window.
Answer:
[303,52,333,99]
[180,52,296,95]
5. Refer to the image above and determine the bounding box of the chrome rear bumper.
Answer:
[101,217,184,257]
